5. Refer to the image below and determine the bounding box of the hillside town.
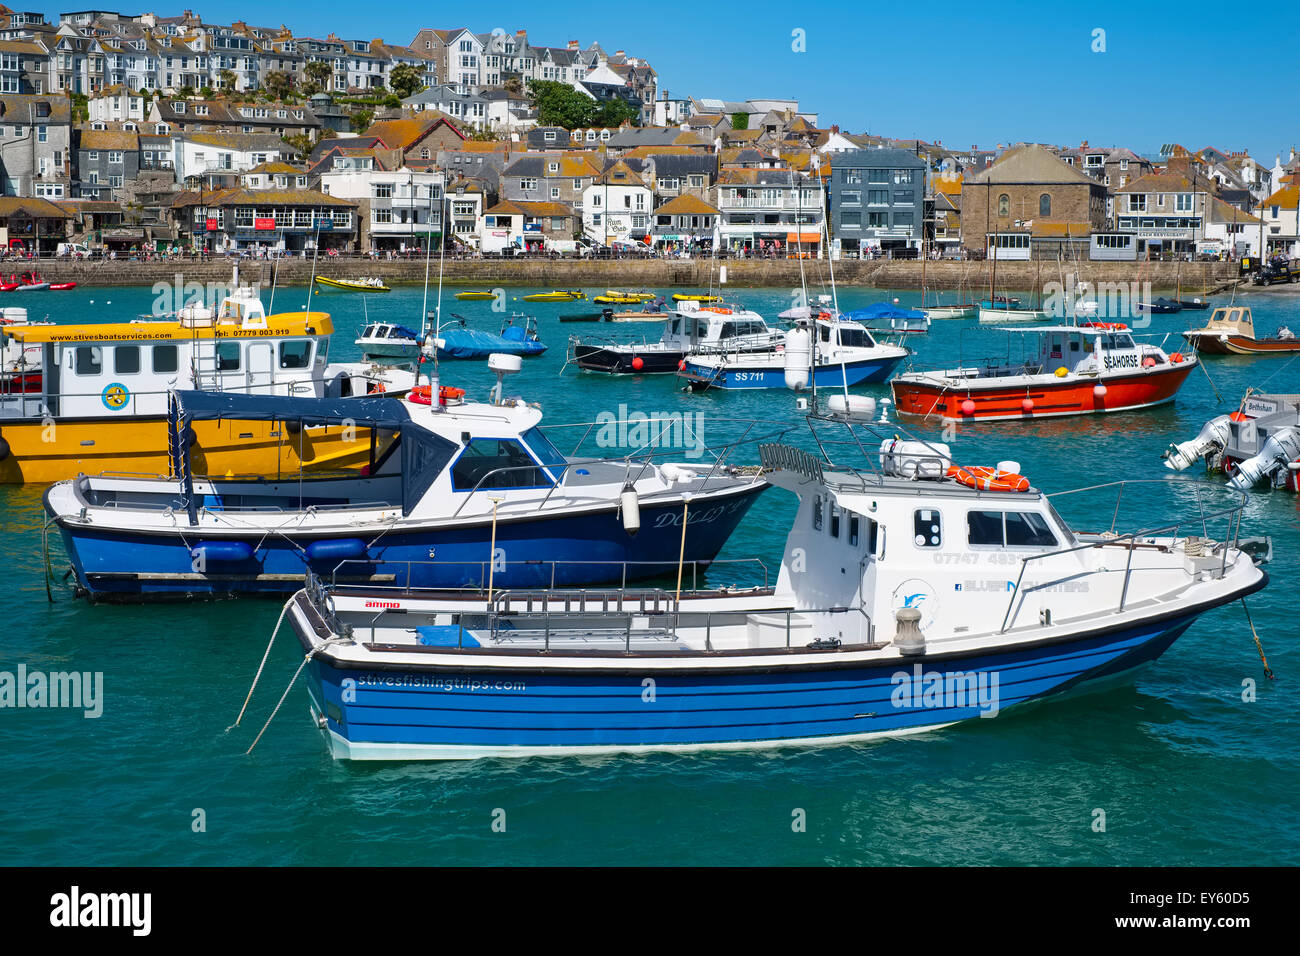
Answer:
[0,7,1297,264]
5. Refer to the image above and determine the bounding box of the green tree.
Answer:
[388,63,422,99]
[527,79,596,129]
[264,70,294,100]
[349,109,374,133]
[218,69,236,92]
[730,112,749,130]
[304,60,333,96]
[591,97,640,129]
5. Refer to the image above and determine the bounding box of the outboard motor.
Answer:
[1165,414,1232,471]
[1228,426,1300,490]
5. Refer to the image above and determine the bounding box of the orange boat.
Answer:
[891,324,1197,423]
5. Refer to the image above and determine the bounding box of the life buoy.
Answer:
[1169,352,1185,363]
[1081,321,1128,331]
[946,465,1030,493]
[408,384,466,405]
[701,307,732,314]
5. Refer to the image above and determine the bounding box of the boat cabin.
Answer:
[662,303,781,352]
[1198,307,1253,336]
[0,289,368,421]
[983,325,1160,378]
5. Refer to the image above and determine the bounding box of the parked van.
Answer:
[57,242,91,258]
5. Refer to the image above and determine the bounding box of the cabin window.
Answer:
[849,515,860,546]
[114,346,141,375]
[216,342,241,371]
[153,345,178,373]
[829,503,841,538]
[968,511,1057,547]
[812,495,824,531]
[279,340,312,369]
[74,347,102,376]
[1004,512,1058,547]
[522,426,567,481]
[997,194,1010,217]
[451,438,549,490]
[914,509,942,547]
[1039,193,1051,217]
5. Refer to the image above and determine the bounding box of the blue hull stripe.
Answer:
[309,612,1199,750]
[682,356,902,390]
[56,486,763,597]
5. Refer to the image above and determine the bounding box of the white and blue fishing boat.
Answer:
[280,403,1267,761]
[844,303,931,335]
[677,315,909,391]
[44,369,771,601]
[436,314,546,359]
[568,300,782,374]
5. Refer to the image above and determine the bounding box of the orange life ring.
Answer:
[408,384,466,405]
[1169,352,1185,363]
[946,464,1030,493]
[1081,321,1129,331]
[701,306,732,314]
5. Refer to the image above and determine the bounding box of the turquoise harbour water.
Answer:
[1,281,1297,866]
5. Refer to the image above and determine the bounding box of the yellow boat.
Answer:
[455,290,498,300]
[522,290,586,302]
[672,293,723,303]
[593,291,657,304]
[314,276,391,293]
[0,289,410,484]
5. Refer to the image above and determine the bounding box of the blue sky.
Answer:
[40,1,1300,164]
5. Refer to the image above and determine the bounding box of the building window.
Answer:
[998,194,1010,217]
[373,183,393,199]
[1129,194,1147,212]
[1039,193,1051,217]
[1176,193,1194,212]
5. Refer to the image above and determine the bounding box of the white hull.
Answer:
[978,307,1049,324]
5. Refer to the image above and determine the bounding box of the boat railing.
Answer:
[999,478,1249,633]
[445,417,789,518]
[325,589,874,655]
[327,556,772,593]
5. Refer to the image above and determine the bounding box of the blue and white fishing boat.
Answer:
[436,314,546,359]
[44,367,770,600]
[280,404,1267,760]
[844,303,930,335]
[677,315,909,391]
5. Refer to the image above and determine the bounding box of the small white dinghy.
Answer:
[355,322,422,358]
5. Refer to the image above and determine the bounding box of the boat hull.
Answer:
[0,416,381,484]
[301,606,1225,760]
[923,306,976,320]
[572,344,683,374]
[977,307,1049,324]
[315,278,390,293]
[1184,332,1300,355]
[679,355,904,391]
[891,364,1195,422]
[50,482,766,600]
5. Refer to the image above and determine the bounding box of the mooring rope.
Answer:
[226,596,294,732]
[1241,598,1276,680]
[244,640,343,756]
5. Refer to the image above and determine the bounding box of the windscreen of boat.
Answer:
[401,425,460,515]
[837,325,875,348]
[360,325,375,338]
[523,425,568,481]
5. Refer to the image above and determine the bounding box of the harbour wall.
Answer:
[21,258,1244,292]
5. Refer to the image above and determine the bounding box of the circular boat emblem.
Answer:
[101,382,130,411]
